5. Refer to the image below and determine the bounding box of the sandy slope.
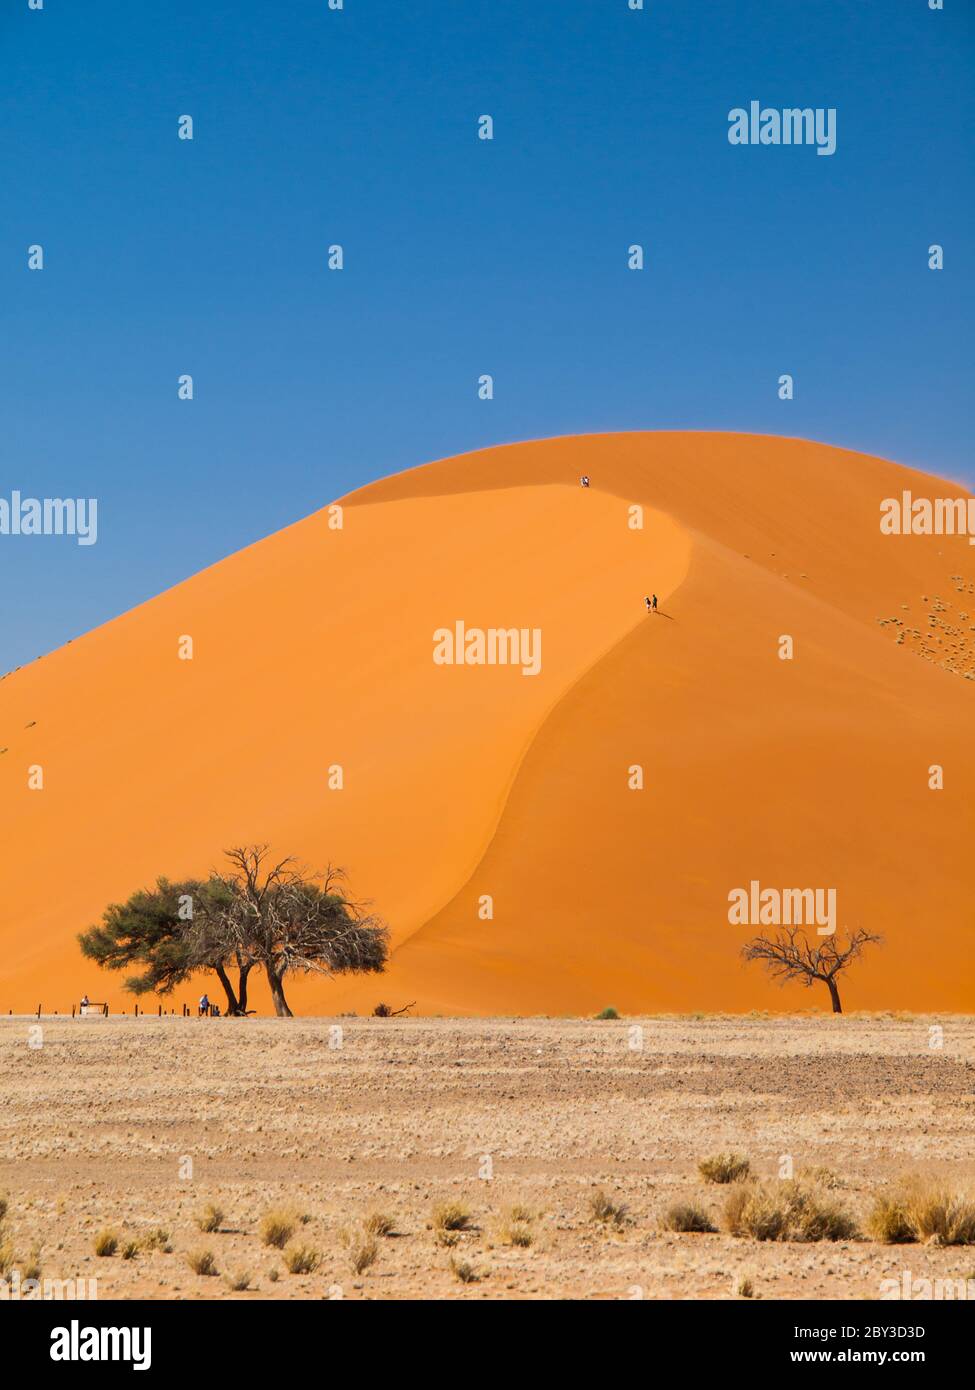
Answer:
[0,433,972,1014]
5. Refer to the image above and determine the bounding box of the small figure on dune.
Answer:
[580,474,590,488]
[198,992,210,1017]
[645,594,658,614]
[80,993,90,1009]
[652,593,658,613]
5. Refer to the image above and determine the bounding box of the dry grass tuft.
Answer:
[589,1189,629,1228]
[259,1209,296,1249]
[225,1269,252,1291]
[449,1255,480,1283]
[661,1201,717,1234]
[140,1228,172,1253]
[800,1165,844,1190]
[196,1203,224,1234]
[94,1229,119,1257]
[432,1201,473,1233]
[283,1243,321,1275]
[340,1226,378,1274]
[722,1178,857,1243]
[865,1194,916,1245]
[698,1152,751,1185]
[499,1220,534,1248]
[867,1178,975,1246]
[362,1211,396,1238]
[187,1248,218,1276]
[506,1203,536,1224]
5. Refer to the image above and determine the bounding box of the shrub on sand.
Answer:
[196,1203,224,1234]
[362,1211,395,1238]
[94,1229,119,1257]
[187,1248,218,1276]
[339,1226,378,1274]
[432,1201,473,1233]
[283,1243,321,1275]
[661,1201,716,1234]
[140,1228,172,1253]
[499,1220,534,1247]
[894,1178,975,1246]
[723,1179,856,1243]
[506,1203,535,1224]
[450,1256,479,1283]
[865,1194,916,1245]
[259,1209,296,1249]
[589,1190,628,1228]
[698,1153,751,1185]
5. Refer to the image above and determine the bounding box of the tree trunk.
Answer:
[237,961,254,1015]
[265,963,293,1017]
[213,963,239,1015]
[826,976,842,1014]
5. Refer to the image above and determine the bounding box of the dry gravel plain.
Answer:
[1,1013,974,1300]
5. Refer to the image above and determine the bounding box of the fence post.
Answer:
[72,1005,76,1019]
[103,1003,108,1018]
[37,1004,41,1019]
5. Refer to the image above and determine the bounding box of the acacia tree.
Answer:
[78,876,252,1014]
[217,846,389,1017]
[741,926,882,1014]
[80,850,389,1017]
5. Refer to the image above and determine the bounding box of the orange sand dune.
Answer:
[1,433,972,1015]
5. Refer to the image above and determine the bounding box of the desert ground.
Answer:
[2,1012,973,1301]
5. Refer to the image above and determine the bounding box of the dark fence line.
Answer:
[9,1003,197,1019]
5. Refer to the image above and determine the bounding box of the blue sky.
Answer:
[2,0,972,671]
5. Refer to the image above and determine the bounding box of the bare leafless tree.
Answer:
[216,846,389,1016]
[741,926,882,1014]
